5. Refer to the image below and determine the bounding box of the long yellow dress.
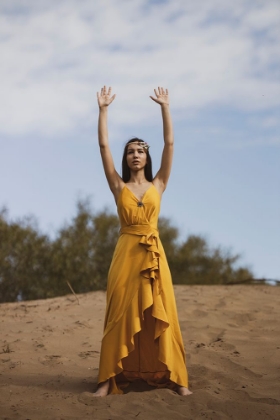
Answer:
[98,184,188,394]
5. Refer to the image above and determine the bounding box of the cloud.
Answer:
[0,0,279,137]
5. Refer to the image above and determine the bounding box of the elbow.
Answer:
[164,141,174,148]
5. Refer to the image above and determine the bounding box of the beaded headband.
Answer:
[126,141,150,151]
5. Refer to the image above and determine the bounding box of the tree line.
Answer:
[0,200,254,303]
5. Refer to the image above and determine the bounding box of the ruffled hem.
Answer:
[98,279,188,394]
[98,225,188,394]
[109,369,178,395]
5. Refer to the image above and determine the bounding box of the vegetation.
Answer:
[0,201,253,303]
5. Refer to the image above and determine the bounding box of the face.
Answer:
[126,143,147,171]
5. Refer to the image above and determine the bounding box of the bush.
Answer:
[0,202,253,303]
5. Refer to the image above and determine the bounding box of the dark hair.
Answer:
[122,137,153,183]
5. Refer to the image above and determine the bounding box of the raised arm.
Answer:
[97,86,123,200]
[150,87,174,194]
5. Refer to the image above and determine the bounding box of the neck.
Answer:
[128,170,147,184]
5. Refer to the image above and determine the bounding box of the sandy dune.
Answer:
[0,285,279,420]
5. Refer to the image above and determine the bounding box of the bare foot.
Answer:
[177,386,193,396]
[93,380,109,397]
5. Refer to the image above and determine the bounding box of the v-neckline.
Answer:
[124,183,154,202]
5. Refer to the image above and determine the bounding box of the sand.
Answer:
[0,285,279,420]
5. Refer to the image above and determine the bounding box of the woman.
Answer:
[94,85,192,397]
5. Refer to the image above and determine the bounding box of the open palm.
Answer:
[97,86,116,108]
[150,87,169,105]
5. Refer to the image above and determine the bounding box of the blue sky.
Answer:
[0,0,279,279]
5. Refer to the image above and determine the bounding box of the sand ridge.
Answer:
[0,285,279,419]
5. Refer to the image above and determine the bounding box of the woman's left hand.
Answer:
[150,87,169,106]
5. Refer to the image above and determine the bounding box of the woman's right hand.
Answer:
[97,86,116,108]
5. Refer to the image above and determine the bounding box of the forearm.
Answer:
[161,104,174,145]
[98,107,109,148]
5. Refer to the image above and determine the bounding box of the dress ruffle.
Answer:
[97,186,188,394]
[121,225,163,295]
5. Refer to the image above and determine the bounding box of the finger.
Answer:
[154,88,159,97]
[111,94,116,101]
[108,86,112,94]
[103,85,107,95]
[166,88,169,95]
[161,87,164,94]
[150,96,158,103]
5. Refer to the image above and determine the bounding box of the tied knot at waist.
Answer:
[120,224,162,294]
[120,224,159,239]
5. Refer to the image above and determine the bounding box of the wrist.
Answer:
[160,103,170,109]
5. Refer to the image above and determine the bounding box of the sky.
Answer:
[0,0,279,279]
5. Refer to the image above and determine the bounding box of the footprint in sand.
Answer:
[192,309,208,317]
[209,335,235,352]
[215,298,226,308]
[39,355,68,366]
[78,350,100,359]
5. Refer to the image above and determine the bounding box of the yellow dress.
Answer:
[98,184,188,394]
